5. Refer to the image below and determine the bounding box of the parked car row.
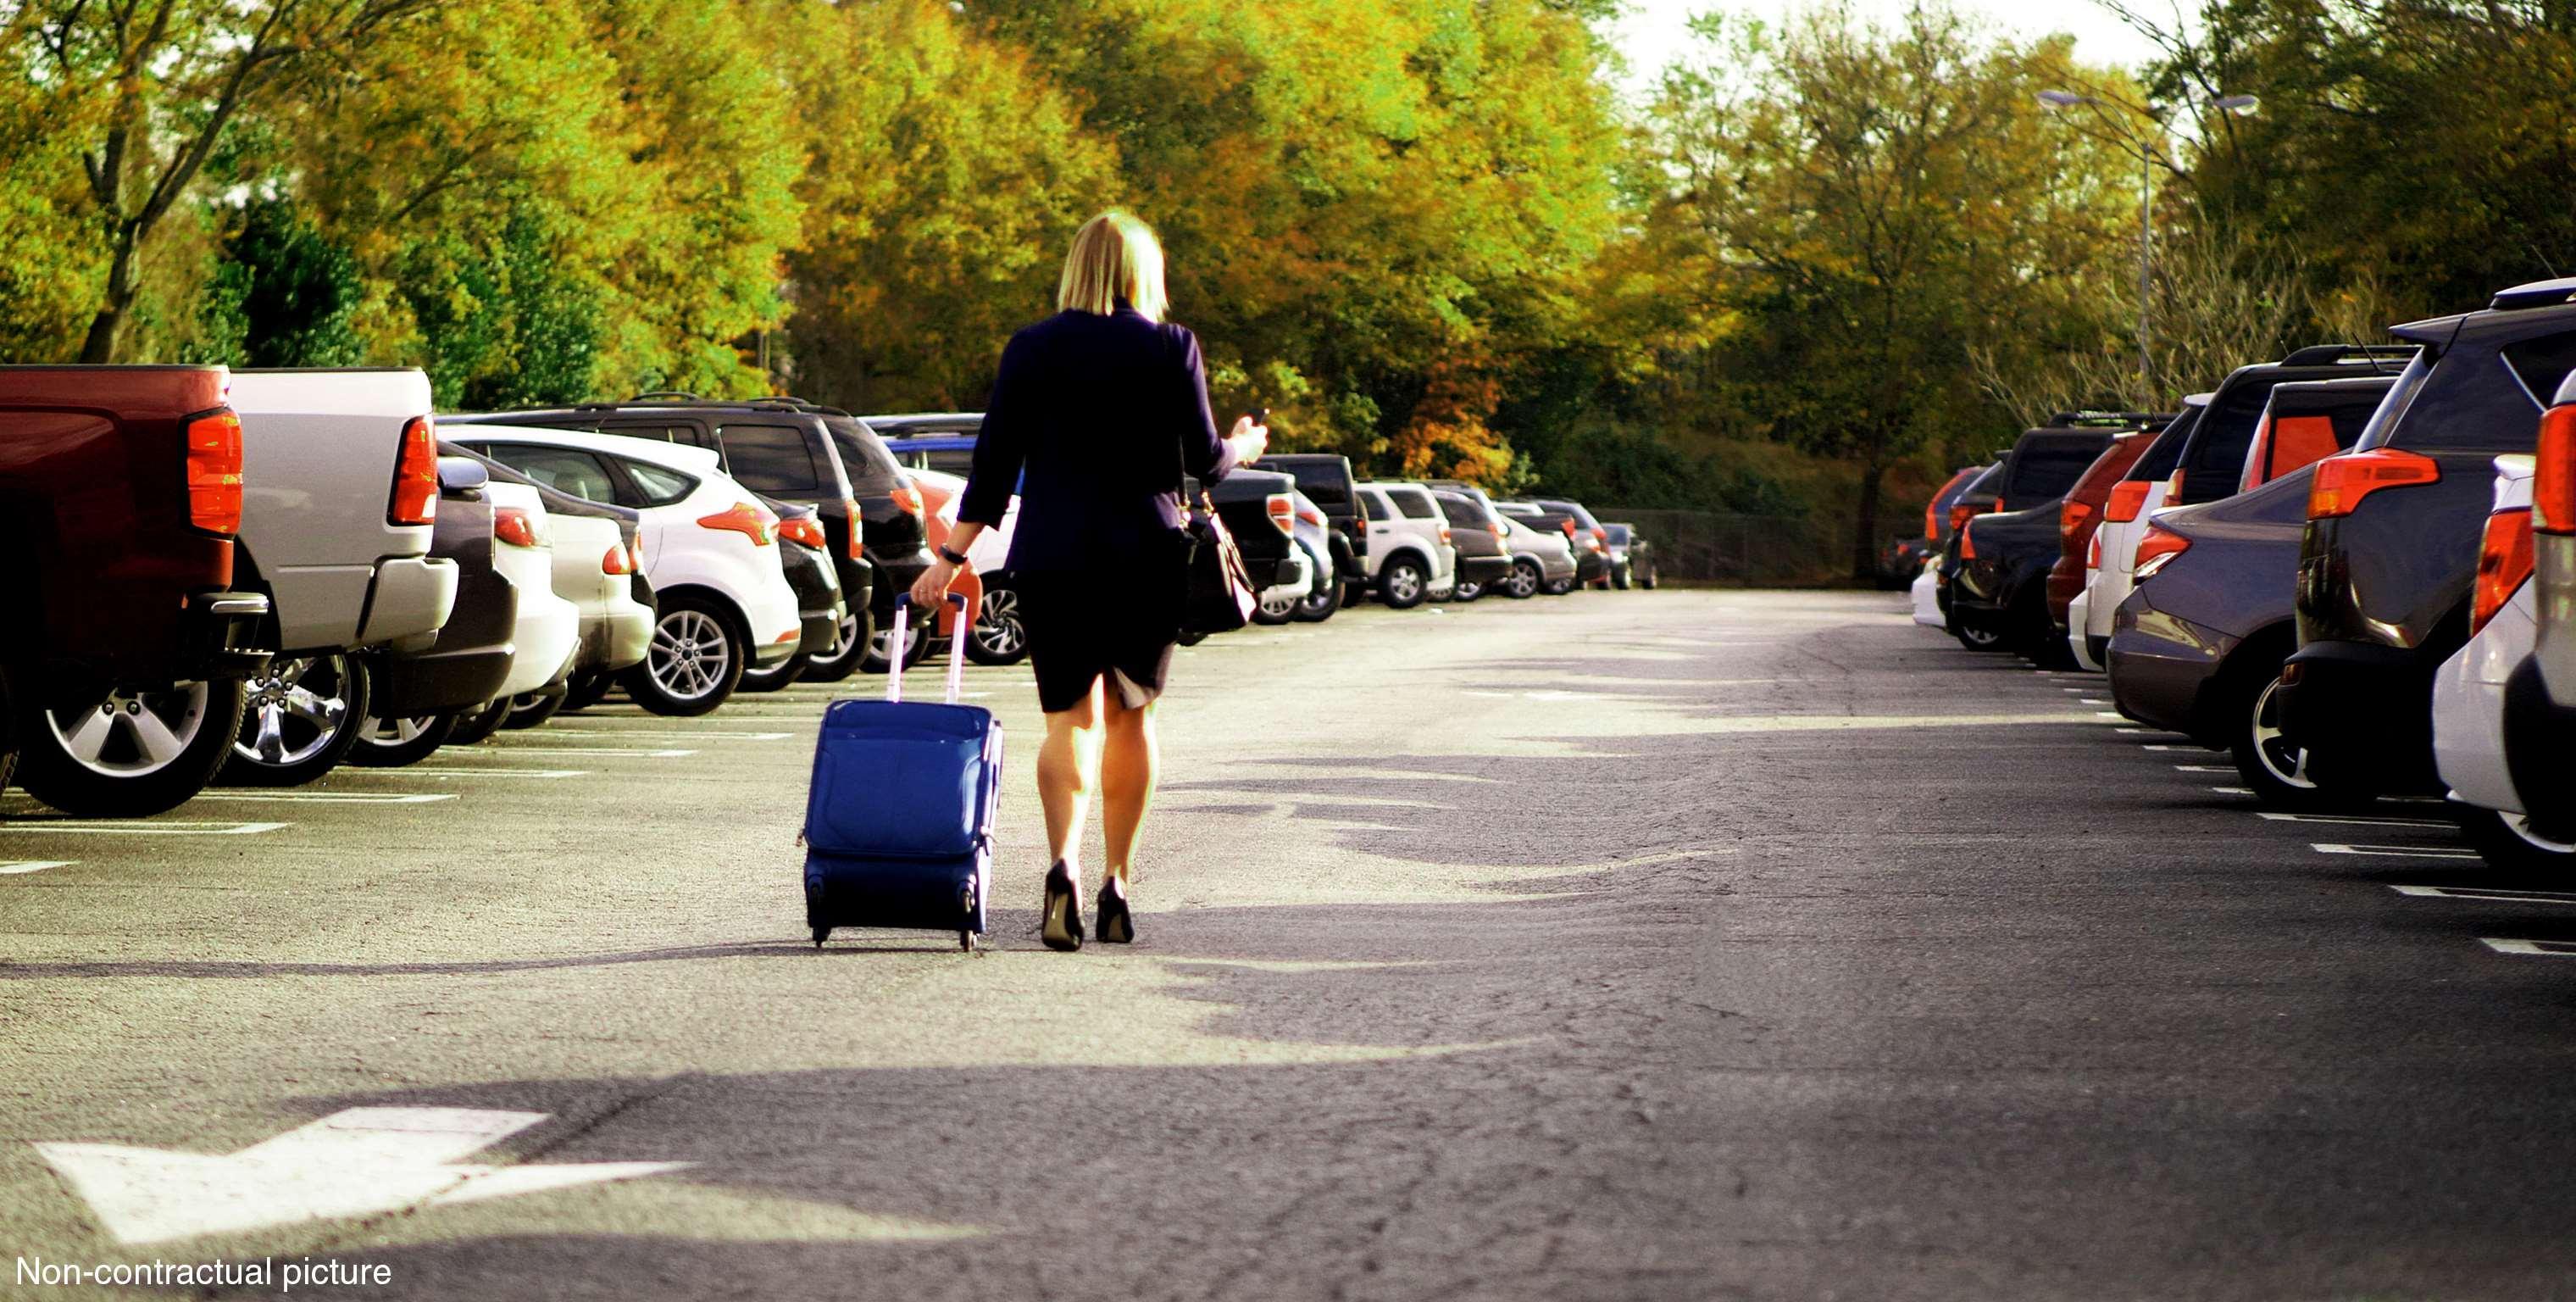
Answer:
[1,373,1654,819]
[1909,277,2576,872]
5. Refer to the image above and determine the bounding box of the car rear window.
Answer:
[1391,489,1437,520]
[2175,380,2286,503]
[2125,410,2197,481]
[1432,493,1483,526]
[619,459,697,506]
[2379,341,2556,452]
[718,423,825,492]
[2502,329,2576,409]
[481,444,619,504]
[824,417,908,488]
[2004,442,2108,503]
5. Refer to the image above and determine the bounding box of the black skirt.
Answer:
[1014,563,1186,715]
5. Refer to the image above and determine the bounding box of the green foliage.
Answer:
[189,201,366,369]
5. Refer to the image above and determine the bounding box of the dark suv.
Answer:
[453,395,923,681]
[2282,279,2576,788]
[2167,345,2417,508]
[1949,419,2132,654]
[1258,453,1367,591]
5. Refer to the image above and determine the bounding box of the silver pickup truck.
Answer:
[220,369,458,785]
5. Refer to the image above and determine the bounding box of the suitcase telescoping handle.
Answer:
[886,592,973,705]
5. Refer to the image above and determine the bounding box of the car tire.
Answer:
[562,671,615,712]
[13,676,247,816]
[349,710,458,767]
[445,697,512,747]
[2458,806,2576,872]
[1252,587,1298,625]
[1952,622,2005,651]
[221,653,369,787]
[800,606,872,683]
[623,593,747,716]
[503,689,569,728]
[1541,576,1577,596]
[736,651,812,694]
[1292,572,1343,621]
[1503,558,1542,599]
[861,614,935,675]
[966,580,1031,665]
[1612,565,1631,591]
[1379,557,1429,609]
[1639,563,1658,591]
[1452,579,1483,603]
[2229,665,2370,810]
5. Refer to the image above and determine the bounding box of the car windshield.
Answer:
[824,416,906,484]
[1433,495,1483,526]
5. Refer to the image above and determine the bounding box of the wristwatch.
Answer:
[936,544,970,566]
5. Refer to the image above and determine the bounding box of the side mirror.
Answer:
[436,456,490,493]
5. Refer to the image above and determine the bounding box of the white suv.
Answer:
[1355,482,1457,609]
[445,425,801,716]
[2434,454,2568,870]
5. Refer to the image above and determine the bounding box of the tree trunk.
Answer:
[1851,459,1885,582]
[77,226,140,364]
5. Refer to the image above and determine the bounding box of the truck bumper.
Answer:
[179,591,275,682]
[358,556,460,649]
[2279,639,2438,782]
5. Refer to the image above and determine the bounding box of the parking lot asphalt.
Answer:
[8,588,2576,1299]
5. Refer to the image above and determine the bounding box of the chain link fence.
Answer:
[1596,509,1840,586]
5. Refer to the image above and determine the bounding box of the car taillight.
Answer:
[1491,519,1507,537]
[2103,481,2151,523]
[2086,530,2102,569]
[1948,502,1989,536]
[185,409,244,535]
[2133,523,2190,580]
[1439,526,1452,546]
[780,516,829,549]
[1991,498,2005,514]
[1559,519,1576,538]
[602,541,636,576]
[2538,405,2576,534]
[2472,507,2535,634]
[628,540,646,571]
[386,415,437,526]
[843,497,864,558]
[1958,520,1979,559]
[2307,448,2441,520]
[891,481,924,518]
[1591,526,1608,548]
[2059,498,2094,542]
[493,505,545,548]
[1266,494,1293,534]
[698,501,776,545]
[1296,504,1324,526]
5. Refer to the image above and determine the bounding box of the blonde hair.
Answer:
[1057,209,1169,322]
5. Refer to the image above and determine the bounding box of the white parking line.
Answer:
[0,860,74,874]
[2172,765,2233,773]
[2080,698,2112,705]
[189,792,458,805]
[2095,711,2125,719]
[2258,811,2451,828]
[2209,786,2254,795]
[495,730,791,741]
[335,767,590,780]
[2139,743,2190,751]
[2394,885,2576,905]
[441,747,697,759]
[2481,938,2576,957]
[2313,842,2479,860]
[0,821,288,836]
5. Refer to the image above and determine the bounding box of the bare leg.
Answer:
[1100,694,1158,883]
[1037,679,1104,876]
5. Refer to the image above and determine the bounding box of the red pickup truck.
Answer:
[1,365,272,815]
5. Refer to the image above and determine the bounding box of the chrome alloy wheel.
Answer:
[975,587,1027,659]
[1385,565,1423,605]
[650,608,733,703]
[361,714,440,747]
[2248,675,2317,791]
[1505,561,1540,598]
[2500,812,2576,856]
[235,656,355,768]
[1258,588,1300,620]
[45,682,213,778]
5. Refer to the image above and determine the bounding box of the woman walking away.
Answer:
[911,209,1268,952]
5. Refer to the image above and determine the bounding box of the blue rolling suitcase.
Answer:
[802,593,1002,950]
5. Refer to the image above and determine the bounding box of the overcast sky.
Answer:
[1606,0,2173,96]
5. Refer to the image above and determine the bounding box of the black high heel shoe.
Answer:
[1041,861,1084,952]
[1096,877,1135,945]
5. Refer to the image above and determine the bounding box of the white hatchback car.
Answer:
[2433,455,2569,869]
[1355,482,1457,609]
[444,426,801,716]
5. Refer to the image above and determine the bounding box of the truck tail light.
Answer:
[2103,481,2151,523]
[843,497,864,558]
[2472,507,2535,634]
[1439,526,1453,546]
[779,516,829,549]
[1559,519,1576,538]
[2085,529,2102,569]
[2308,448,2440,520]
[185,409,244,535]
[698,502,775,545]
[891,480,924,519]
[2537,405,2576,534]
[1591,526,1608,548]
[602,542,636,576]
[2133,523,2190,580]
[493,505,545,549]
[2059,498,2095,542]
[1958,520,1979,560]
[1266,494,1294,534]
[1296,503,1324,526]
[386,415,437,526]
[1948,502,1990,536]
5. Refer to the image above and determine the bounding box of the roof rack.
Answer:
[2046,410,2162,427]
[2490,278,2576,311]
[2279,344,2418,367]
[629,390,701,403]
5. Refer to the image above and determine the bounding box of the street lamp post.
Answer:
[2038,89,2257,392]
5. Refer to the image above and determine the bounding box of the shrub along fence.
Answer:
[1594,509,1840,586]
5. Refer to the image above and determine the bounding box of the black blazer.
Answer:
[957,306,1239,571]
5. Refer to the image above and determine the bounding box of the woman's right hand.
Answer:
[1230,414,1270,465]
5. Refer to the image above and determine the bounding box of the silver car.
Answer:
[1495,515,1579,599]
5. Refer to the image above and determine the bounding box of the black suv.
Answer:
[452,395,925,681]
[1948,419,2131,652]
[1258,453,1366,589]
[2282,278,2576,788]
[2166,345,2417,508]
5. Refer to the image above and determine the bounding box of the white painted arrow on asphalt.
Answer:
[36,1107,689,1244]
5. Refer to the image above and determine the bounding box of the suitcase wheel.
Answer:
[959,929,976,953]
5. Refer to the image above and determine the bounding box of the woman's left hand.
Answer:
[909,558,961,609]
